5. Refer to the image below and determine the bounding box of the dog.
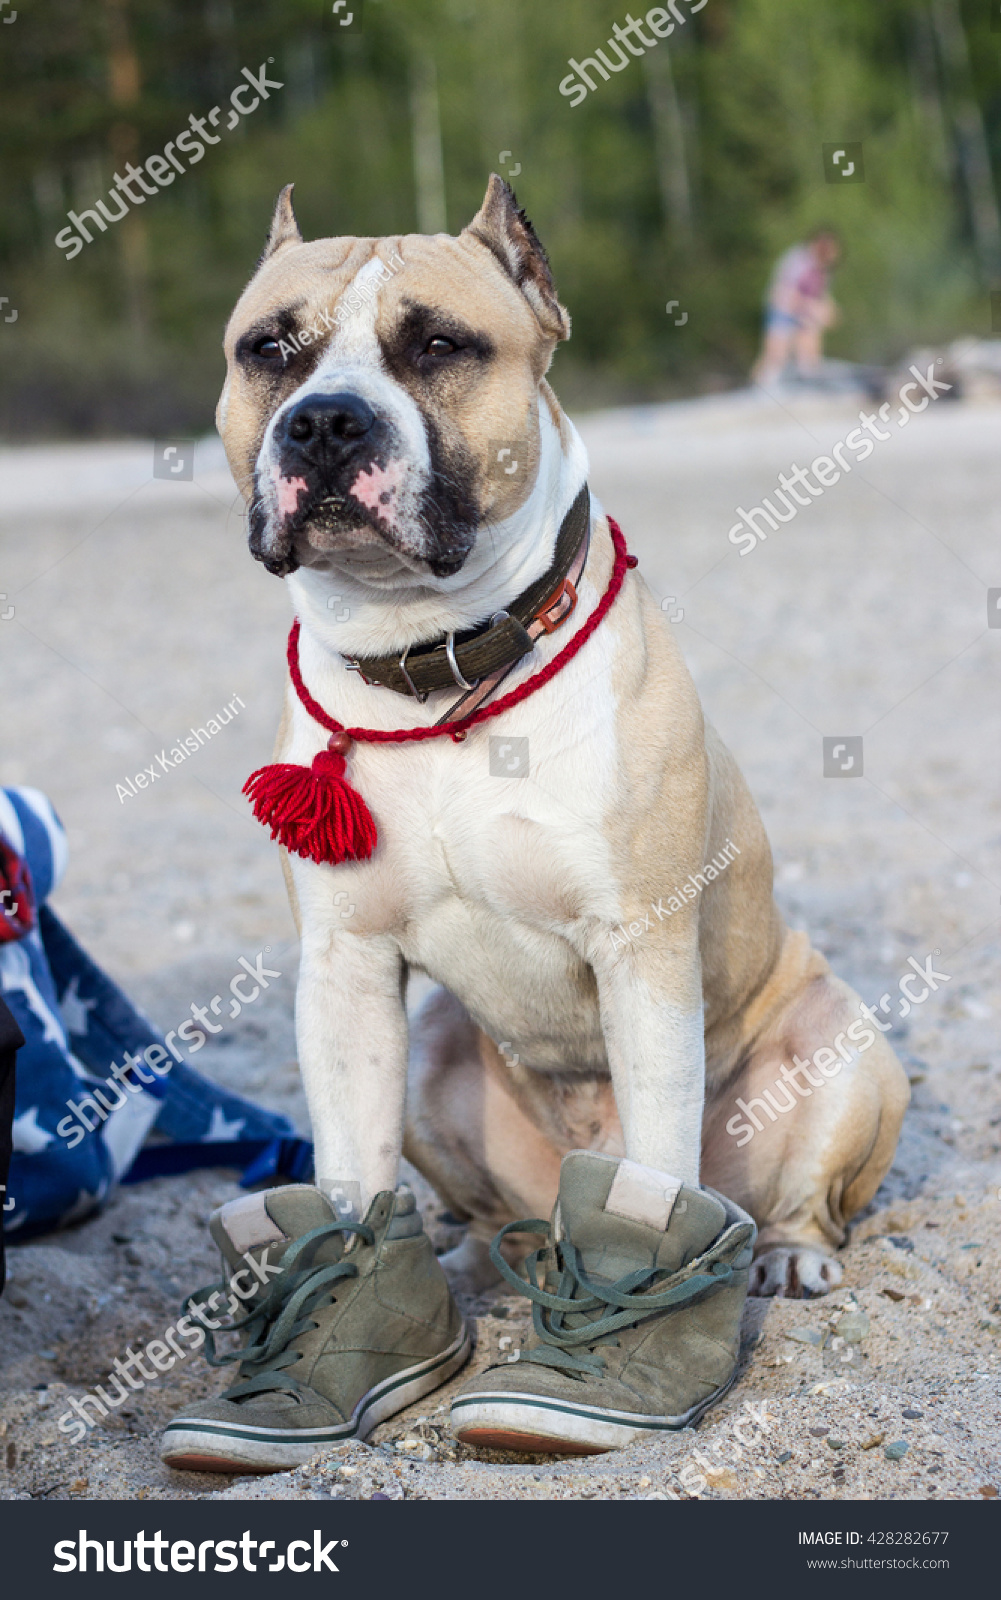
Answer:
[216,175,909,1302]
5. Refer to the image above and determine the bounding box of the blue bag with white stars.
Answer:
[0,787,311,1242]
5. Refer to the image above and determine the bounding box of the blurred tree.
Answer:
[0,0,997,436]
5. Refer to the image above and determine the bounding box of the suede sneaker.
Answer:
[450,1150,755,1454]
[161,1183,470,1472]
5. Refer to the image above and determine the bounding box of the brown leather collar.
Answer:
[343,485,591,700]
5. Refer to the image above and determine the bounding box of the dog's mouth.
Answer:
[249,469,476,581]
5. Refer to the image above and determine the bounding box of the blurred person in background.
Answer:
[752,227,842,386]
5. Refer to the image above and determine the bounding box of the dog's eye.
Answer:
[424,337,458,357]
[252,336,283,361]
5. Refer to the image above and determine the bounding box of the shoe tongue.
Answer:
[209,1185,339,1274]
[558,1153,727,1282]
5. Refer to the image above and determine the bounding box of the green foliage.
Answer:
[0,0,997,434]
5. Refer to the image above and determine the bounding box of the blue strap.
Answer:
[121,1135,313,1187]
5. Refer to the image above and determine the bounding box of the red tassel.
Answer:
[243,735,378,865]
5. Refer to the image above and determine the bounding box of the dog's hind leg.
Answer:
[404,987,622,1295]
[701,952,910,1298]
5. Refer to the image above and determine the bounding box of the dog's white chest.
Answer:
[291,696,620,1068]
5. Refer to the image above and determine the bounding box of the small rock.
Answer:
[885,1235,914,1252]
[901,1408,923,1419]
[978,1486,998,1499]
[787,1327,824,1346]
[776,1451,792,1464]
[861,1434,885,1451]
[810,1426,829,1437]
[834,1312,870,1343]
[826,1438,845,1450]
[881,1289,906,1302]
[884,1440,909,1461]
[638,1476,651,1488]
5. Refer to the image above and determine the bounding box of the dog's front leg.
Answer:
[593,922,705,1186]
[295,913,407,1216]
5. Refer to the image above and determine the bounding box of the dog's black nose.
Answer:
[284,392,375,451]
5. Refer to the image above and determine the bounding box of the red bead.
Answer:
[327,730,353,755]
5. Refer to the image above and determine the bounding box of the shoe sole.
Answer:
[451,1366,738,1455]
[161,1326,472,1474]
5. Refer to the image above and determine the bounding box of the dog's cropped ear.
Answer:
[261,183,303,263]
[463,175,570,342]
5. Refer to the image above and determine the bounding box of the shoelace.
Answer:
[183,1219,374,1402]
[488,1217,740,1380]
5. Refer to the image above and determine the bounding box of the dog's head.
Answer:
[218,176,570,584]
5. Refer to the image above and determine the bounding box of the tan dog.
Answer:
[217,176,909,1300]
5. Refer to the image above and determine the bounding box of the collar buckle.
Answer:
[535,576,578,635]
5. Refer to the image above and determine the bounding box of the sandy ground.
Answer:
[1,387,999,1502]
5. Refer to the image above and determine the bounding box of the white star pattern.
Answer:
[203,1105,246,1142]
[0,942,66,1045]
[11,1105,55,1153]
[59,975,98,1036]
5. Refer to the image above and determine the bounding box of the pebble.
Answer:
[884,1440,909,1460]
[901,1408,923,1419]
[834,1312,870,1343]
[826,1438,845,1450]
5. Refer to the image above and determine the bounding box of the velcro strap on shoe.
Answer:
[604,1160,683,1230]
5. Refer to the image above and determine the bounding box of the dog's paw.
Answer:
[748,1246,842,1298]
[438,1235,503,1297]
